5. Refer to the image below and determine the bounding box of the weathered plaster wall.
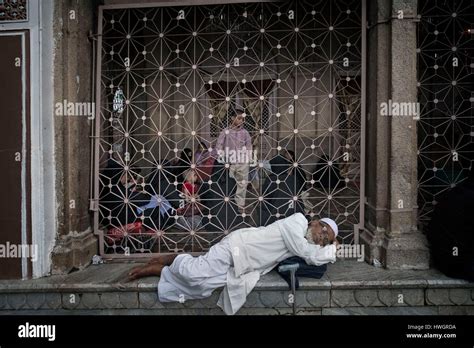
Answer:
[50,0,102,274]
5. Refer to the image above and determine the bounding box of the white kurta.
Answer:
[158,213,337,315]
[158,238,232,302]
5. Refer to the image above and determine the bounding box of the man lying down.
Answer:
[128,213,339,315]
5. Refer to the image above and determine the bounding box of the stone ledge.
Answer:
[0,260,472,313]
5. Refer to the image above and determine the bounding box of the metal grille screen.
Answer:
[94,1,364,257]
[417,0,474,227]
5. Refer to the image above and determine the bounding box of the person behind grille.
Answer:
[169,148,193,191]
[260,154,306,225]
[175,169,203,230]
[127,213,338,315]
[215,109,252,214]
[197,158,237,231]
[427,169,474,281]
[284,149,307,191]
[194,140,215,183]
[194,140,211,166]
[100,159,146,228]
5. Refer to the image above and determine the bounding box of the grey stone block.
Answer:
[7,294,27,310]
[99,292,120,309]
[393,289,424,306]
[426,289,448,305]
[195,292,220,308]
[161,299,187,309]
[323,306,438,315]
[305,290,330,307]
[331,289,356,307]
[99,292,138,309]
[181,297,203,309]
[0,294,8,309]
[62,293,81,309]
[377,289,397,306]
[282,290,305,307]
[426,279,471,287]
[438,306,474,315]
[236,308,281,315]
[296,309,322,315]
[79,293,101,309]
[258,291,286,308]
[118,292,139,308]
[26,293,46,310]
[391,280,427,288]
[426,289,474,306]
[448,289,474,305]
[139,292,164,309]
[44,293,62,310]
[331,289,425,307]
[354,289,381,307]
[243,290,262,308]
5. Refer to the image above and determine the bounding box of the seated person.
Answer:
[284,149,307,191]
[194,140,212,166]
[99,157,123,226]
[248,159,270,192]
[136,164,183,232]
[128,213,338,315]
[260,154,305,225]
[427,170,474,281]
[175,169,203,230]
[167,148,193,191]
[198,160,239,231]
[100,158,146,228]
[136,194,176,232]
[194,140,216,183]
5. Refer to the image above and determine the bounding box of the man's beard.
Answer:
[305,228,316,245]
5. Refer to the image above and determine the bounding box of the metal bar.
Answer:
[357,0,367,245]
[100,0,276,11]
[290,270,296,315]
[94,6,104,256]
[20,31,27,279]
[89,29,97,213]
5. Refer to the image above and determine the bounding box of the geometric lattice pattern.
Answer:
[417,0,474,227]
[0,0,28,22]
[95,1,363,256]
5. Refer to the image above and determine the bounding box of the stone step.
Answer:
[0,260,473,315]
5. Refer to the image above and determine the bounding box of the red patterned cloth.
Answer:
[106,221,143,242]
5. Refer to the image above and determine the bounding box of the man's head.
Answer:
[305,218,338,246]
[231,109,245,128]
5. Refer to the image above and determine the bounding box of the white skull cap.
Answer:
[320,218,338,237]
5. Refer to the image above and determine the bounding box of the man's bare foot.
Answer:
[146,254,179,266]
[127,263,164,281]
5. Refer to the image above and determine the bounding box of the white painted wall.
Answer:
[0,0,57,278]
